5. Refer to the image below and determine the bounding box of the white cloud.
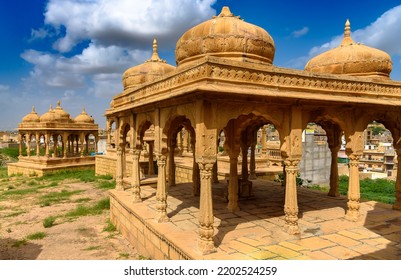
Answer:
[0,84,10,92]
[292,27,309,38]
[44,0,217,52]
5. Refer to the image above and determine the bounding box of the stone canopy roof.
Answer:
[19,101,98,131]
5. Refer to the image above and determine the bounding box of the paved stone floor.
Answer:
[132,179,401,259]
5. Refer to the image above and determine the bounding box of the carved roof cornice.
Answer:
[107,56,401,115]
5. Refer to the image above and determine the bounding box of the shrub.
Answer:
[43,216,56,228]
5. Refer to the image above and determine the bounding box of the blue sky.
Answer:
[0,0,401,130]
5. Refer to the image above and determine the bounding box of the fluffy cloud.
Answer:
[292,27,309,38]
[43,0,216,52]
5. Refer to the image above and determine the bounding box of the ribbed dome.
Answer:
[74,107,94,123]
[40,105,56,122]
[175,6,275,66]
[122,39,176,90]
[305,20,392,79]
[22,106,40,123]
[53,100,72,122]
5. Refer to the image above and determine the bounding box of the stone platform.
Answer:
[110,179,401,260]
[7,156,95,177]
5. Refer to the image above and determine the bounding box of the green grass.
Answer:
[0,147,25,160]
[309,175,396,205]
[3,210,26,218]
[11,239,27,248]
[0,167,8,178]
[43,216,57,228]
[26,231,47,240]
[65,198,110,218]
[83,245,102,251]
[103,219,117,232]
[97,180,115,189]
[38,189,83,206]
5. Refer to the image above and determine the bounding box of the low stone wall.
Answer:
[96,154,154,178]
[110,190,192,260]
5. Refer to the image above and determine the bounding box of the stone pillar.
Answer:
[36,133,40,157]
[26,136,31,157]
[45,134,50,158]
[115,145,124,191]
[18,134,23,157]
[328,144,341,197]
[79,134,85,157]
[227,150,240,212]
[394,148,401,211]
[261,125,267,157]
[156,154,169,222]
[63,134,68,159]
[212,161,219,183]
[168,139,176,189]
[284,158,300,234]
[249,142,257,180]
[345,153,361,221]
[197,160,216,254]
[148,141,155,175]
[183,129,189,154]
[106,119,111,150]
[52,135,57,158]
[241,144,249,182]
[131,149,142,203]
[192,150,200,196]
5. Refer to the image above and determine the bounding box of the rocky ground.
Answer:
[0,169,138,260]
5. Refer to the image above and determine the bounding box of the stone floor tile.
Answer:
[322,233,362,247]
[227,240,259,254]
[279,241,309,252]
[293,236,336,250]
[303,250,338,260]
[259,245,300,259]
[322,246,361,259]
[247,250,278,260]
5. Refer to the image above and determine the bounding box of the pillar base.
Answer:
[345,210,360,221]
[227,204,240,212]
[327,190,340,197]
[132,195,142,203]
[284,224,300,235]
[156,214,170,223]
[392,202,401,211]
[249,174,257,180]
[198,239,216,255]
[115,181,124,191]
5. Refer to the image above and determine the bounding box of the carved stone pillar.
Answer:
[393,148,401,211]
[284,158,300,235]
[241,144,249,182]
[168,139,176,189]
[156,154,169,222]
[18,134,23,157]
[148,141,155,175]
[131,149,142,203]
[45,133,50,158]
[182,129,189,154]
[192,151,200,196]
[261,125,267,157]
[198,160,216,254]
[36,132,40,157]
[345,153,361,221]
[328,144,341,197]
[227,152,240,212]
[212,161,219,183]
[63,136,68,159]
[249,142,257,180]
[26,136,31,157]
[115,145,124,191]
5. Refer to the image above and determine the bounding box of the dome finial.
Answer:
[31,106,36,113]
[57,100,61,107]
[341,19,354,46]
[49,104,53,111]
[219,6,233,17]
[148,38,165,62]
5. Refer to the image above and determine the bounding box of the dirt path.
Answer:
[0,174,138,260]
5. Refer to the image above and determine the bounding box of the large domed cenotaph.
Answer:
[9,101,99,177]
[97,6,401,259]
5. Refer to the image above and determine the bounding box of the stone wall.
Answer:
[299,134,331,185]
[110,190,191,260]
[7,162,94,177]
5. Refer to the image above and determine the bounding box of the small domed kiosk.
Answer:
[9,101,99,177]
